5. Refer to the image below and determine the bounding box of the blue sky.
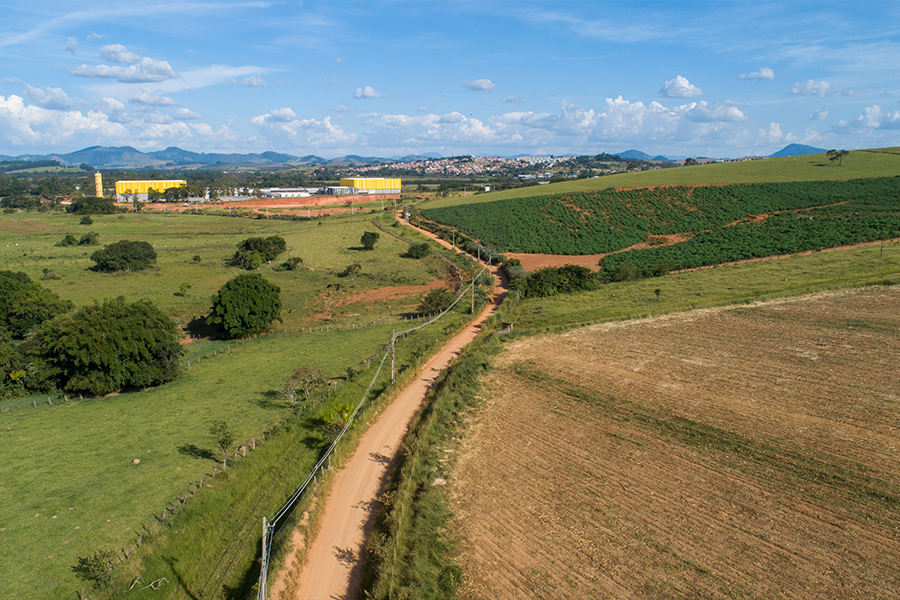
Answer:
[1,1,899,158]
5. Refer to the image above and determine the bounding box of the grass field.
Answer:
[422,146,900,209]
[450,284,900,599]
[0,209,446,329]
[0,207,468,598]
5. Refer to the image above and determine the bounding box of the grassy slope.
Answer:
[421,147,900,210]
[0,209,456,599]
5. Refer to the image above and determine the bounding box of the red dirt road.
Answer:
[284,230,506,600]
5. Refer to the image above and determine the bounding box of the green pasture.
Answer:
[422,146,900,209]
[0,209,446,328]
[0,325,384,597]
[0,207,469,598]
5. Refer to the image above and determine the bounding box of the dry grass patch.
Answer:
[449,285,900,599]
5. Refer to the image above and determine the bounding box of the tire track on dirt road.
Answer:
[278,223,507,600]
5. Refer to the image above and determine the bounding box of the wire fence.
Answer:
[257,263,486,600]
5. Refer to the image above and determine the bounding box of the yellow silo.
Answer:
[94,172,103,197]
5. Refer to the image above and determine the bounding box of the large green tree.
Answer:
[90,240,157,272]
[230,236,287,269]
[207,273,282,338]
[67,196,116,214]
[36,297,182,396]
[0,271,73,338]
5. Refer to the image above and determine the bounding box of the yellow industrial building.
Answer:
[115,180,187,201]
[338,177,401,194]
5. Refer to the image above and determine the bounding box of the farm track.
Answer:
[450,285,900,599]
[275,221,507,600]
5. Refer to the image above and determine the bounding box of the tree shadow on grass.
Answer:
[255,389,288,410]
[184,316,223,340]
[178,444,216,461]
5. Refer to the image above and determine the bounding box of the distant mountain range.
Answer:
[0,144,830,170]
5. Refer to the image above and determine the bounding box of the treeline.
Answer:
[420,177,900,256]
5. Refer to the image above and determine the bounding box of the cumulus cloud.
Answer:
[792,79,853,98]
[464,79,497,92]
[86,33,106,41]
[835,105,900,130]
[71,44,178,83]
[173,108,202,120]
[359,111,495,147]
[333,103,352,113]
[684,101,746,123]
[659,75,702,98]
[129,90,177,106]
[0,94,129,147]
[810,108,829,121]
[758,122,783,144]
[243,75,267,87]
[25,85,83,110]
[65,37,78,54]
[251,109,356,148]
[353,85,389,99]
[740,67,774,81]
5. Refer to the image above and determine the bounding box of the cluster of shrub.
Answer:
[0,270,182,399]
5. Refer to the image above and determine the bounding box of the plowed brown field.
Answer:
[450,285,900,599]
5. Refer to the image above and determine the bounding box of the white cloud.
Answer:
[684,101,746,123]
[65,37,78,54]
[251,110,357,148]
[173,108,202,120]
[758,122,783,144]
[333,103,352,113]
[243,75,267,87]
[86,33,106,42]
[324,76,345,84]
[502,96,523,103]
[0,94,129,147]
[810,108,829,121]
[129,90,177,106]
[659,75,702,98]
[792,79,853,98]
[835,105,900,131]
[464,79,497,92]
[739,67,774,80]
[335,58,345,63]
[25,85,83,110]
[2,78,21,84]
[353,85,389,99]
[101,44,141,65]
[72,44,177,83]
[359,111,495,147]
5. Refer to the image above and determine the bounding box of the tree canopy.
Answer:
[230,236,287,269]
[207,273,282,338]
[0,270,73,338]
[67,196,117,215]
[361,231,380,251]
[36,297,181,396]
[90,240,157,272]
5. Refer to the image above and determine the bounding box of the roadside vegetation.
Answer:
[0,206,470,599]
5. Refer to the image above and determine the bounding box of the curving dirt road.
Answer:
[280,226,507,600]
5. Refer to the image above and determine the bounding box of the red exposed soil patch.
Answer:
[505,233,692,272]
[119,194,399,215]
